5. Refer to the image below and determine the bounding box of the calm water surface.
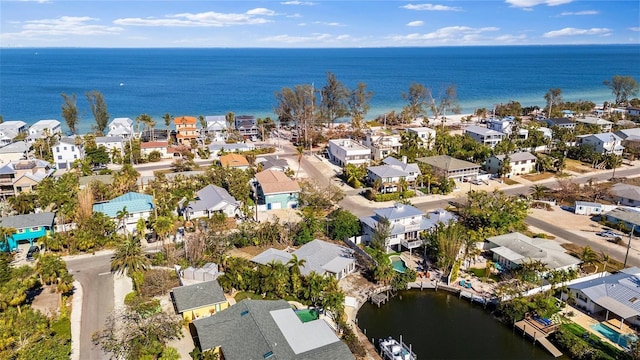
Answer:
[357,290,563,360]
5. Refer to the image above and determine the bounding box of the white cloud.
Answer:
[505,0,572,8]
[392,26,499,41]
[114,8,276,27]
[401,3,462,11]
[407,21,424,27]
[543,27,611,38]
[260,33,335,44]
[559,10,598,16]
[629,27,640,32]
[388,26,525,45]
[281,1,316,5]
[314,21,344,27]
[2,16,122,40]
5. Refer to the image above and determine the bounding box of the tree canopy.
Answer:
[604,75,639,105]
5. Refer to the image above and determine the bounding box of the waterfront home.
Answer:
[95,136,124,158]
[484,151,537,177]
[175,116,199,145]
[0,159,54,197]
[252,239,355,280]
[92,192,154,234]
[610,183,640,207]
[27,119,61,143]
[208,142,256,156]
[203,115,228,142]
[416,155,480,182]
[604,207,640,232]
[578,133,624,156]
[327,138,371,167]
[366,156,421,193]
[543,118,576,130]
[191,299,354,359]
[576,117,613,133]
[565,267,640,328]
[0,121,28,147]
[485,232,581,272]
[362,131,402,161]
[0,212,55,252]
[463,125,506,148]
[254,170,300,210]
[234,115,259,139]
[360,203,436,253]
[219,153,250,170]
[182,184,240,220]
[0,141,29,164]
[107,117,135,139]
[256,155,289,172]
[140,141,170,159]
[486,118,529,140]
[52,136,83,170]
[171,280,229,322]
[406,127,436,149]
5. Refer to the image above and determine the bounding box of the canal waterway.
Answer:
[357,290,563,360]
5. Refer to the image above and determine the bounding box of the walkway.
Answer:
[514,320,563,357]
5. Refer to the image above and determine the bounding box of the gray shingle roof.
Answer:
[193,299,354,359]
[487,232,581,270]
[464,125,505,136]
[171,280,227,313]
[416,155,480,172]
[374,203,424,221]
[0,212,55,230]
[493,151,537,162]
[187,185,239,213]
[611,183,640,202]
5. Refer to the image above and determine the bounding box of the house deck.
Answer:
[514,320,563,358]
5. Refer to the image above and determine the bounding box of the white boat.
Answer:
[378,336,417,360]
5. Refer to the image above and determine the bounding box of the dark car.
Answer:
[26,245,40,261]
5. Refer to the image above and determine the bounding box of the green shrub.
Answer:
[374,190,415,202]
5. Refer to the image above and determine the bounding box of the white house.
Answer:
[544,118,576,130]
[327,139,371,167]
[576,117,613,133]
[0,141,29,163]
[615,128,640,141]
[573,201,617,216]
[107,117,135,139]
[406,127,436,149]
[486,232,581,272]
[578,133,624,155]
[95,136,124,158]
[487,118,528,140]
[0,121,28,147]
[140,141,170,159]
[464,125,506,148]
[362,131,402,161]
[366,156,421,193]
[27,119,61,143]
[204,115,228,142]
[52,136,83,169]
[183,184,241,219]
[485,151,537,176]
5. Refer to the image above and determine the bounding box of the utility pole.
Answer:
[624,224,635,268]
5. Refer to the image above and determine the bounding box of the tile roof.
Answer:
[255,170,300,194]
[140,141,168,149]
[171,280,227,313]
[174,116,197,125]
[0,212,56,230]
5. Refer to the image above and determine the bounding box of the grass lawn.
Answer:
[468,267,500,282]
[234,291,263,301]
[560,243,625,272]
[521,172,555,182]
[503,178,519,185]
[565,159,594,174]
[560,323,623,360]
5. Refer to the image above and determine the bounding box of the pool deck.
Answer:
[560,305,631,351]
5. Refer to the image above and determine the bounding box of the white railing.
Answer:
[401,239,422,249]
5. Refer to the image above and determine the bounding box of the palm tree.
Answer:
[0,226,16,252]
[163,113,172,139]
[153,216,175,252]
[600,251,611,273]
[580,246,598,273]
[287,254,306,296]
[116,206,129,235]
[295,145,304,179]
[110,237,150,275]
[529,184,550,200]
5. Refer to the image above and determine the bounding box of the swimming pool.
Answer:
[591,323,638,348]
[389,255,406,273]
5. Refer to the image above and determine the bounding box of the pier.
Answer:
[370,292,389,307]
[514,320,563,358]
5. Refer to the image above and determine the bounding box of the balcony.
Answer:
[401,239,422,249]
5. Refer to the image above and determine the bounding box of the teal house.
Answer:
[0,212,56,252]
[254,170,300,210]
[93,192,154,234]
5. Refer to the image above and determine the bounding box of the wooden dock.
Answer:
[514,320,563,358]
[370,292,389,307]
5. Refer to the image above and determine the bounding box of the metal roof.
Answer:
[92,192,154,218]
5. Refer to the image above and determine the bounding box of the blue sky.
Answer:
[1,0,639,47]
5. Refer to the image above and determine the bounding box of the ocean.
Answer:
[1,45,639,134]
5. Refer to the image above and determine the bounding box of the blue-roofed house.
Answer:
[566,267,640,329]
[182,184,240,220]
[93,192,154,233]
[366,156,421,193]
[0,212,56,252]
[360,203,452,253]
[578,133,624,155]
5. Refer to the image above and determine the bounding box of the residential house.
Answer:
[27,119,61,143]
[191,299,354,359]
[140,141,170,159]
[605,207,640,232]
[565,267,640,328]
[363,131,402,161]
[327,139,371,167]
[360,203,441,253]
[486,232,581,272]
[573,201,617,216]
[208,142,256,156]
[0,141,29,163]
[406,127,436,149]
[0,212,55,252]
[235,115,259,139]
[578,133,624,156]
[562,110,575,118]
[0,121,28,147]
[537,127,553,140]
[0,160,54,197]
[95,136,124,159]
[107,117,135,139]
[576,117,613,133]
[544,118,576,130]
[93,192,154,233]
[183,184,240,219]
[254,170,300,210]
[487,118,528,140]
[615,128,640,141]
[219,153,250,170]
[204,115,228,142]
[175,116,198,145]
[485,151,537,177]
[628,107,640,117]
[252,239,356,280]
[416,155,481,182]
[171,280,229,322]
[610,183,640,207]
[256,155,289,172]
[464,125,506,148]
[366,156,421,193]
[52,136,83,169]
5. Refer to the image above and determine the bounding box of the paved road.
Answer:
[66,253,114,360]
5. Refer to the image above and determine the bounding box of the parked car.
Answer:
[26,245,40,261]
[597,230,617,238]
